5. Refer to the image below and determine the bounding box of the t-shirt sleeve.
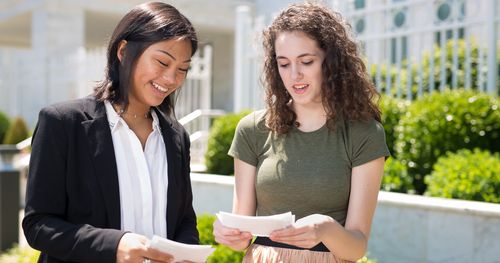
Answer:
[349,119,391,167]
[228,112,258,167]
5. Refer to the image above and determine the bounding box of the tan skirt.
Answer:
[242,244,354,263]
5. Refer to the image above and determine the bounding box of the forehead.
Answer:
[144,38,192,61]
[275,31,322,57]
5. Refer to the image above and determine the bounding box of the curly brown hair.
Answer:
[262,2,381,134]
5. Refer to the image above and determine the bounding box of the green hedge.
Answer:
[379,95,410,156]
[3,117,29,145]
[0,111,10,143]
[197,214,245,262]
[0,245,39,263]
[425,149,500,203]
[370,38,498,99]
[205,111,251,175]
[381,157,414,194]
[394,89,500,193]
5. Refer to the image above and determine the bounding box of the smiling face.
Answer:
[119,38,192,109]
[275,31,325,108]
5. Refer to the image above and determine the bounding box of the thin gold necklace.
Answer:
[117,108,151,119]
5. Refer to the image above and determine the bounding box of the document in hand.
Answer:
[148,235,215,263]
[216,211,295,236]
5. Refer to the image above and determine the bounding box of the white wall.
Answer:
[190,173,500,263]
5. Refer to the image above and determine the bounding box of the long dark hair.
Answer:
[94,2,198,117]
[262,2,381,134]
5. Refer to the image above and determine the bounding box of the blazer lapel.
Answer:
[81,100,121,230]
[155,109,182,239]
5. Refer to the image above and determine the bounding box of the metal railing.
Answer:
[179,109,226,172]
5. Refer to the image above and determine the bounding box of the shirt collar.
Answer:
[104,100,124,133]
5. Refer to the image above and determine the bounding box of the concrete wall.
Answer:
[190,173,500,263]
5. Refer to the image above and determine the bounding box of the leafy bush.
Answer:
[0,245,39,263]
[3,117,29,145]
[370,38,499,99]
[395,89,500,193]
[205,110,251,175]
[197,213,216,245]
[357,255,377,263]
[196,214,245,263]
[425,149,500,203]
[379,95,410,156]
[381,157,414,194]
[0,111,10,143]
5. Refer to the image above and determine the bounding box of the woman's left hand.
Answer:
[268,214,334,249]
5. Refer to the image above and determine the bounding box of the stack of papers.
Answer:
[216,211,295,236]
[148,235,215,263]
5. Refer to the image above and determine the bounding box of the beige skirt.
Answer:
[242,244,354,263]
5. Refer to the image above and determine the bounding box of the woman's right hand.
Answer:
[213,219,253,251]
[116,233,174,263]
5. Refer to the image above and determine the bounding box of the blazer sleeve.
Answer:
[173,128,199,244]
[22,106,125,262]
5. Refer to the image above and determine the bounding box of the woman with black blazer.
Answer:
[22,2,199,262]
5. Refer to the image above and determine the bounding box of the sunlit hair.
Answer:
[262,2,381,134]
[94,2,198,117]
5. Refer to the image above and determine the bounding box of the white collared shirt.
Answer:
[104,100,168,238]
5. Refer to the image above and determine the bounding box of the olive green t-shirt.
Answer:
[228,110,390,226]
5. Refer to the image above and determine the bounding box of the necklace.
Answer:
[117,108,151,119]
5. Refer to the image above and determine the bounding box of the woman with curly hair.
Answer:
[213,2,390,262]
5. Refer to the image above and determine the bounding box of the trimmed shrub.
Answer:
[196,214,244,263]
[0,245,39,263]
[379,95,410,156]
[381,157,414,194]
[0,111,10,143]
[3,117,29,145]
[357,256,377,263]
[205,110,251,175]
[197,213,216,245]
[425,149,500,203]
[370,39,498,99]
[395,89,500,193]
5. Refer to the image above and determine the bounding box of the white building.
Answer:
[0,0,498,126]
[0,0,252,127]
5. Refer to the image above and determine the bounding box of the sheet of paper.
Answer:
[293,214,331,228]
[148,235,215,263]
[216,211,295,236]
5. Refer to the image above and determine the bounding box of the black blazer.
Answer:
[22,96,199,263]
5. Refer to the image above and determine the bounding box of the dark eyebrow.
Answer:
[276,53,317,60]
[156,50,191,63]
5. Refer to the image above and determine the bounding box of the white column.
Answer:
[486,0,498,95]
[29,2,84,125]
[233,5,251,112]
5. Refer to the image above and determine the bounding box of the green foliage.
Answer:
[357,255,377,263]
[196,214,245,263]
[0,245,39,263]
[425,149,500,203]
[3,117,29,145]
[0,111,10,143]
[379,95,410,156]
[395,89,500,193]
[381,157,414,194]
[205,110,251,175]
[207,245,244,263]
[197,213,216,245]
[370,38,499,99]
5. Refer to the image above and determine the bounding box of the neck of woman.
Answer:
[292,102,327,132]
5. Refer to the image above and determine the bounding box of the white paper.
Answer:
[293,214,331,228]
[148,235,215,263]
[216,211,295,236]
